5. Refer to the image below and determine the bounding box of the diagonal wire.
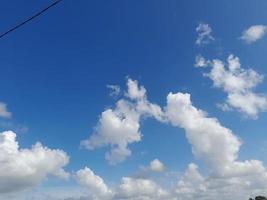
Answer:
[0,0,63,39]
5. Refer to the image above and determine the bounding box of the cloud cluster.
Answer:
[0,131,69,194]
[241,25,267,43]
[175,162,267,200]
[81,79,164,164]
[1,20,266,200]
[1,78,266,200]
[77,79,267,200]
[195,54,267,118]
[75,166,172,200]
[196,23,214,45]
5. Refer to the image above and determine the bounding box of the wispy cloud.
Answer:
[240,25,267,43]
[0,102,11,119]
[196,23,214,46]
[107,84,121,97]
[195,54,267,118]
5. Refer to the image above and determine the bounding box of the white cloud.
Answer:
[78,79,267,200]
[175,162,267,200]
[81,79,164,164]
[196,54,267,118]
[0,102,12,118]
[107,85,121,97]
[75,167,113,200]
[241,25,267,43]
[74,167,172,200]
[149,159,165,172]
[165,92,264,178]
[115,177,170,200]
[0,131,69,194]
[80,100,141,165]
[226,92,267,117]
[196,23,214,45]
[125,79,147,100]
[125,79,165,122]
[194,55,209,68]
[164,91,267,199]
[175,163,206,197]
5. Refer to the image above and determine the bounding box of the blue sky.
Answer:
[1,1,267,199]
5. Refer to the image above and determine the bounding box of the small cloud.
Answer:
[196,23,214,46]
[0,102,12,119]
[149,159,165,172]
[240,25,267,43]
[107,84,121,97]
[194,55,209,68]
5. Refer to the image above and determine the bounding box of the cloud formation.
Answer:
[75,166,171,200]
[196,23,214,45]
[165,92,265,177]
[149,159,165,172]
[195,54,267,118]
[1,79,267,200]
[175,162,267,200]
[77,79,267,200]
[81,79,164,164]
[115,177,170,200]
[0,131,69,193]
[0,102,12,118]
[241,25,267,43]
[194,54,209,68]
[75,167,112,200]
[107,85,121,97]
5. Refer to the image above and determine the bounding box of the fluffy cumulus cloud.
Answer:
[241,25,267,43]
[175,163,206,198]
[81,79,164,164]
[164,92,267,199]
[81,100,142,164]
[0,102,12,118]
[73,166,172,200]
[196,23,214,45]
[165,92,265,178]
[175,162,267,200]
[2,79,267,200]
[75,167,113,200]
[149,159,165,172]
[115,177,171,200]
[76,79,267,200]
[0,131,69,194]
[195,54,267,118]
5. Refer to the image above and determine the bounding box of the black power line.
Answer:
[0,0,63,39]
